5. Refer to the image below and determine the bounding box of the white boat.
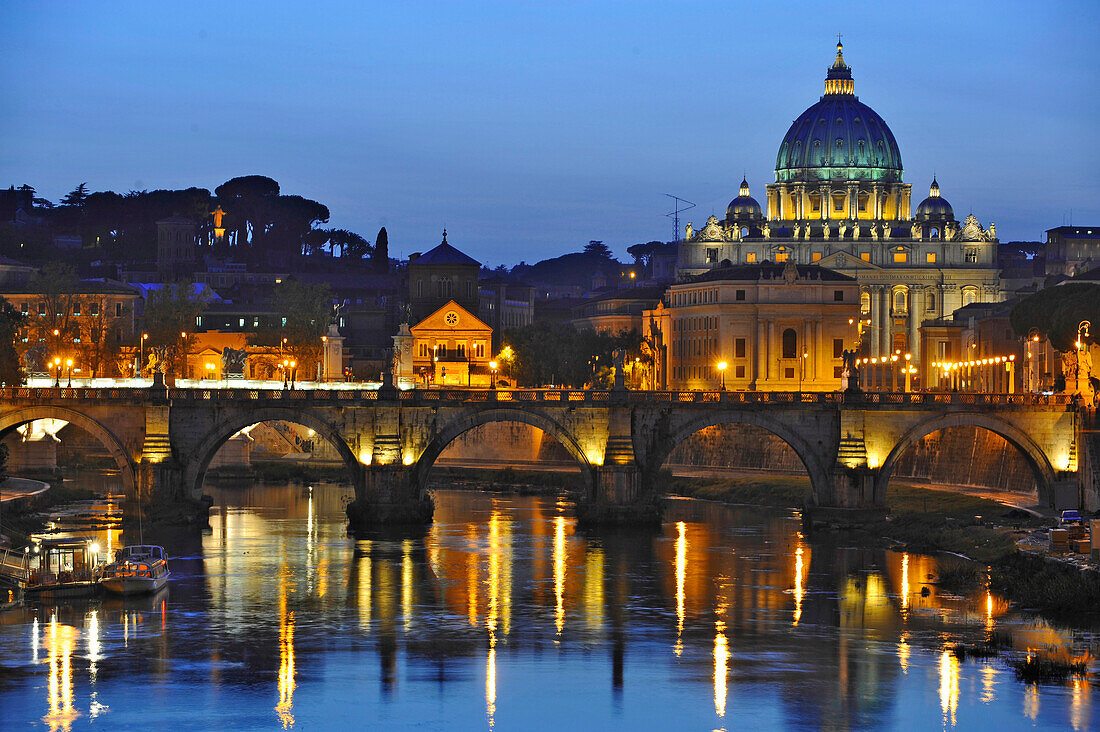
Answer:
[100,545,170,595]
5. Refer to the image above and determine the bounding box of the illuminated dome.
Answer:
[726,178,764,221]
[774,42,903,185]
[915,177,955,221]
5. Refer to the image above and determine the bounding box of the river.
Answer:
[0,481,1096,730]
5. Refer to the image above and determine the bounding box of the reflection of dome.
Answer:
[726,178,763,221]
[775,42,902,184]
[915,177,954,221]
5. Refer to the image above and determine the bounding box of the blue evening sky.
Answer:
[2,1,1097,265]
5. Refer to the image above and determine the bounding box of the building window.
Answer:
[735,289,746,301]
[893,252,908,263]
[812,252,822,262]
[893,290,907,314]
[72,303,81,316]
[38,303,45,315]
[781,328,797,359]
[784,367,795,379]
[735,338,746,358]
[115,302,123,317]
[437,342,447,358]
[706,247,719,263]
[735,365,745,378]
[860,252,871,262]
[775,250,789,263]
[239,318,245,327]
[745,252,757,263]
[20,302,27,315]
[834,366,844,378]
[965,249,978,263]
[860,292,870,313]
[474,342,485,358]
[833,290,844,301]
[417,280,423,297]
[926,252,937,263]
[962,288,977,306]
[833,338,844,358]
[926,293,936,311]
[456,343,466,359]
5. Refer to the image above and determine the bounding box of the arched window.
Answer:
[860,291,871,314]
[926,292,936,311]
[782,328,797,359]
[962,288,977,306]
[893,289,907,314]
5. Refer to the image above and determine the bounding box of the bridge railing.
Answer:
[0,386,1075,408]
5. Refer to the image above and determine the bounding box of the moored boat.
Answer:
[24,537,104,599]
[100,545,170,595]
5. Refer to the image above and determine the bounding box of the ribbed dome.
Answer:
[915,177,954,221]
[726,178,763,220]
[774,42,903,184]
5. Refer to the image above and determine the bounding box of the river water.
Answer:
[0,482,1096,730]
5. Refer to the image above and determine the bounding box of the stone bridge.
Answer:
[0,383,1083,527]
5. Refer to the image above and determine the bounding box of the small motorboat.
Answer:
[24,537,104,599]
[100,545,170,595]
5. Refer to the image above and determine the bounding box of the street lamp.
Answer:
[799,351,808,392]
[65,358,73,388]
[139,332,149,377]
[489,360,498,389]
[290,360,297,390]
[282,359,290,389]
[205,362,216,381]
[717,361,727,390]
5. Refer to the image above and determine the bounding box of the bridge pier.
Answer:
[135,459,212,525]
[804,465,886,526]
[347,465,434,530]
[575,406,662,527]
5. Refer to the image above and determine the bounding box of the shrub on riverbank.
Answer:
[990,552,1100,614]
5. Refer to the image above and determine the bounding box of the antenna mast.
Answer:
[665,194,696,242]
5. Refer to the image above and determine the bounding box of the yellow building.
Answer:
[410,300,493,386]
[644,262,860,391]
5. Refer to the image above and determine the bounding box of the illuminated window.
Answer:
[776,251,789,263]
[893,252,908,263]
[962,288,977,306]
[860,292,870,313]
[965,249,978,263]
[746,252,757,263]
[860,252,871,262]
[926,252,937,263]
[893,290,907,313]
[812,252,822,262]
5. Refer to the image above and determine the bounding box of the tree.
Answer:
[60,182,89,208]
[22,263,83,363]
[144,282,210,377]
[249,279,332,380]
[373,227,389,273]
[502,322,642,387]
[0,296,26,386]
[79,297,126,378]
[1010,283,1100,351]
[214,175,280,251]
[584,240,612,259]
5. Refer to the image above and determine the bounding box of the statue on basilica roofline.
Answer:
[823,221,830,240]
[882,223,891,240]
[838,222,847,239]
[870,224,879,241]
[911,222,921,240]
[762,222,770,239]
[852,222,861,239]
[685,223,693,240]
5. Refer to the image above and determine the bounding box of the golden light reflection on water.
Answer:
[981,663,996,704]
[897,631,910,674]
[939,649,959,727]
[553,515,566,638]
[276,570,296,729]
[713,600,729,719]
[792,545,804,626]
[357,541,372,631]
[401,539,414,632]
[42,617,79,732]
[584,547,604,632]
[486,635,497,729]
[1023,683,1040,720]
[1071,677,1090,731]
[674,521,686,656]
[900,553,909,613]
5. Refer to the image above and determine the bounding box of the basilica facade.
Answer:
[674,42,1003,365]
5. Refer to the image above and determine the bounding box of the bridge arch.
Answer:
[0,406,137,495]
[874,413,1057,503]
[185,407,362,499]
[654,410,832,504]
[413,407,595,494]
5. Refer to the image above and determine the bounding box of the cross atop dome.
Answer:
[825,39,854,96]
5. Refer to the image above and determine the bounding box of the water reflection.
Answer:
[2,485,1097,730]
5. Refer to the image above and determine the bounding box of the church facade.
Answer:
[675,42,1003,364]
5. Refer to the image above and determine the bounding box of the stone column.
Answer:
[848,184,858,220]
[778,185,788,219]
[908,290,920,364]
[872,184,882,220]
[766,320,775,381]
[869,286,881,354]
[578,403,657,527]
[879,287,891,356]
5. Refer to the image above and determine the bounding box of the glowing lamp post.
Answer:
[799,351,808,392]
[490,360,498,389]
[903,353,912,393]
[139,333,149,377]
[717,361,727,391]
[52,357,62,388]
[65,358,73,388]
[290,360,297,390]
